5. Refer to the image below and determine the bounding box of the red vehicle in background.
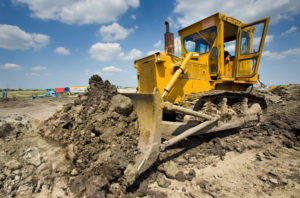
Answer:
[55,88,64,94]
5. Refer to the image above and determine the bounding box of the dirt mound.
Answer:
[39,75,139,197]
[0,123,15,138]
[271,86,288,97]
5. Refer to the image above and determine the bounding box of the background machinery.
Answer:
[124,13,270,184]
[32,88,57,99]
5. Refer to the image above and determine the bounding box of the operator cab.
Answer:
[178,13,269,82]
[134,13,269,103]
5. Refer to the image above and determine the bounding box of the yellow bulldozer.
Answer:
[123,13,270,184]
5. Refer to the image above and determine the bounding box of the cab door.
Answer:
[234,18,270,79]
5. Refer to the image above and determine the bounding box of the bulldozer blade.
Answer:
[122,88,162,185]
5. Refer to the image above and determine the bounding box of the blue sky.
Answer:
[0,0,300,89]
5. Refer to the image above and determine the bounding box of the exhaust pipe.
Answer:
[164,21,174,55]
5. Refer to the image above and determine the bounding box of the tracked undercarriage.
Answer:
[161,91,267,148]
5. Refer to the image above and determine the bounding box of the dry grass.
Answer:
[4,90,46,98]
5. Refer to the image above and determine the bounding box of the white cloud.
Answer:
[280,26,298,36]
[124,48,142,60]
[265,35,274,44]
[28,72,51,77]
[32,33,49,47]
[13,0,140,25]
[99,23,134,41]
[253,35,274,47]
[263,48,300,60]
[131,14,136,20]
[89,42,142,62]
[31,72,41,76]
[174,0,300,27]
[0,63,22,70]
[147,50,161,56]
[102,66,123,72]
[55,46,70,55]
[31,66,47,71]
[0,24,50,50]
[154,40,162,48]
[282,48,300,56]
[263,51,285,60]
[89,42,124,62]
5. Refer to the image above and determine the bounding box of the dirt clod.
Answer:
[175,171,185,182]
[0,123,15,138]
[157,174,171,188]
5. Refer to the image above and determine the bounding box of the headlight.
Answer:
[157,54,160,61]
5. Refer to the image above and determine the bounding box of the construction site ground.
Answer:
[0,80,299,198]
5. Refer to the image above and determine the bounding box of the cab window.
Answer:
[240,31,250,55]
[183,26,217,54]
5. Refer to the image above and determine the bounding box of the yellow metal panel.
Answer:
[224,61,234,78]
[238,59,252,76]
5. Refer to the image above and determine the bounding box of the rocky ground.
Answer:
[0,79,299,197]
[141,86,300,198]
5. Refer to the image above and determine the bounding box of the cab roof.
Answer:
[178,13,244,33]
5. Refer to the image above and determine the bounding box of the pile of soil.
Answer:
[38,75,140,197]
[0,76,141,197]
